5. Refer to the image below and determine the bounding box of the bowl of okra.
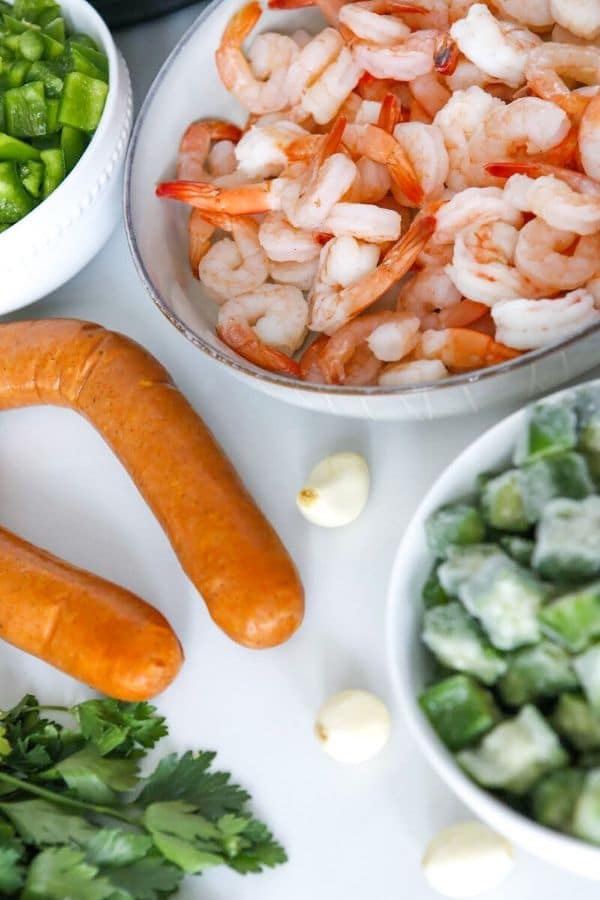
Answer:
[0,0,132,313]
[388,378,600,879]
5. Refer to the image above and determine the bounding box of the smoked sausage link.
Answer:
[0,320,304,648]
[0,526,183,701]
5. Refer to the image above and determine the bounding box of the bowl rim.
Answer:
[0,0,121,244]
[385,375,600,873]
[123,0,600,399]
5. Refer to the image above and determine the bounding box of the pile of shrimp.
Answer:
[156,0,600,387]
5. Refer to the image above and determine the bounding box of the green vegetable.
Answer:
[67,41,108,82]
[421,564,449,608]
[0,158,34,222]
[574,643,600,711]
[437,543,500,596]
[498,641,577,706]
[17,29,43,61]
[499,536,534,567]
[572,770,600,844]
[419,674,500,750]
[4,80,46,137]
[533,497,600,582]
[7,59,30,87]
[539,582,600,652]
[39,145,62,195]
[553,694,600,752]
[17,157,42,195]
[58,71,107,132]
[60,123,85,174]
[532,769,584,833]
[25,60,62,98]
[0,130,39,160]
[422,602,506,685]
[0,694,286,898]
[43,16,64,43]
[481,469,530,532]
[426,503,486,558]
[457,705,568,795]
[514,401,578,465]
[13,0,60,24]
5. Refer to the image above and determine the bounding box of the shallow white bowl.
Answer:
[124,0,600,420]
[0,0,132,314]
[387,377,600,879]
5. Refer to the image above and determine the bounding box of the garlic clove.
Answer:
[422,821,514,898]
[296,452,369,527]
[315,689,391,763]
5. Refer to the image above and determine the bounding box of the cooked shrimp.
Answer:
[587,275,600,308]
[392,122,449,205]
[300,46,364,124]
[177,119,243,180]
[492,0,553,30]
[234,120,308,177]
[156,178,287,215]
[549,0,600,42]
[377,93,404,132]
[430,186,524,244]
[323,201,402,241]
[397,265,462,320]
[285,28,345,105]
[338,1,412,43]
[309,216,436,332]
[420,326,521,369]
[198,216,269,301]
[217,284,308,374]
[514,218,600,292]
[503,173,600,235]
[319,310,419,382]
[352,30,458,82]
[444,58,489,92]
[299,334,329,382]
[342,122,423,203]
[378,357,449,385]
[423,298,489,328]
[247,31,299,78]
[410,72,451,117]
[492,289,600,349]
[487,160,600,197]
[258,212,323,261]
[525,43,600,119]
[216,2,294,114]
[270,257,320,290]
[450,4,541,88]
[468,98,570,175]
[207,140,238,177]
[580,94,600,183]
[311,235,381,318]
[345,156,392,203]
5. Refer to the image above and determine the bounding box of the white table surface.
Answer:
[2,6,600,899]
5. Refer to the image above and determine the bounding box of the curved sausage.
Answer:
[0,525,183,701]
[0,319,304,648]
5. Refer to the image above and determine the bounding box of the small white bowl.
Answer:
[124,0,600,421]
[387,377,600,880]
[0,0,132,314]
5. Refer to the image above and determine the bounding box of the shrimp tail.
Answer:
[378,93,404,134]
[388,150,425,205]
[156,180,274,215]
[384,214,436,266]
[217,322,301,377]
[220,1,261,47]
[433,34,459,76]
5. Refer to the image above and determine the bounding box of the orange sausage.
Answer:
[0,525,183,701]
[0,319,304,649]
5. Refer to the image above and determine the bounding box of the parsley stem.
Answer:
[0,771,134,823]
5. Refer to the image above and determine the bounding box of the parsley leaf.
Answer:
[46,747,139,804]
[72,700,167,758]
[84,829,153,867]
[139,752,250,818]
[0,799,96,847]
[0,726,10,758]
[0,843,25,893]
[22,847,114,900]
[100,855,182,900]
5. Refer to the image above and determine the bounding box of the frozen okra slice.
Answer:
[532,769,584,833]
[533,497,600,583]
[539,582,600,653]
[422,602,506,685]
[498,642,577,706]
[500,536,535,568]
[421,565,450,609]
[457,706,568,795]
[552,694,600,752]
[576,387,600,456]
[514,401,578,465]
[574,644,600,711]
[458,553,548,650]
[419,674,500,751]
[481,469,530,532]
[573,770,600,844]
[425,503,485,559]
[437,544,501,596]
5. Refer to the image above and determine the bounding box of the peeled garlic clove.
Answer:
[296,452,369,527]
[422,822,514,898]
[315,689,391,763]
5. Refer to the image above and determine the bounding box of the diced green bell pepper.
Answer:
[500,536,535,567]
[419,674,500,751]
[540,582,600,653]
[43,15,64,43]
[422,602,507,685]
[426,503,486,559]
[573,770,600,844]
[39,144,63,196]
[498,641,577,706]
[574,644,600,711]
[532,769,584,833]
[69,32,98,51]
[17,157,42,195]
[553,693,600,752]
[4,80,46,137]
[25,60,62,98]
[58,71,107,132]
[0,158,35,222]
[60,123,86,174]
[13,0,60,25]
[457,705,568,795]
[3,13,34,34]
[67,40,108,82]
[17,28,43,61]
[45,96,58,133]
[8,59,30,87]
[533,497,600,582]
[514,401,578,466]
[41,30,64,59]
[422,564,450,609]
[0,130,40,160]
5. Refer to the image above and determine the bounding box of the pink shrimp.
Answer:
[176,119,242,181]
[319,310,420,382]
[299,334,330,382]
[342,122,424,204]
[419,327,522,371]
[423,299,489,330]
[485,161,600,197]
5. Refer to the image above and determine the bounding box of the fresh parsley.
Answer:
[0,694,286,898]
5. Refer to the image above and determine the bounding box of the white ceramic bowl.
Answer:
[0,0,132,314]
[387,377,600,879]
[124,0,600,421]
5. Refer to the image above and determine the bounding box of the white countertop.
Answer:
[2,5,600,899]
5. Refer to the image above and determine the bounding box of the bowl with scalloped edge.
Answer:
[0,0,132,315]
[124,0,600,421]
[387,376,600,878]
